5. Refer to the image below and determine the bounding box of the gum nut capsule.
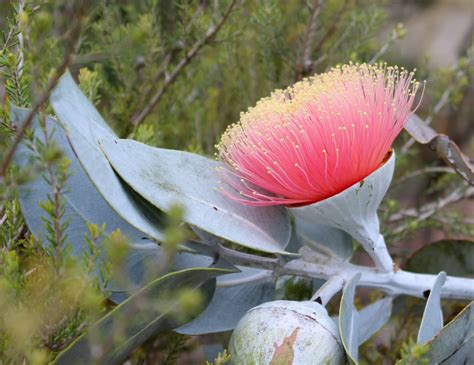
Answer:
[228,300,345,365]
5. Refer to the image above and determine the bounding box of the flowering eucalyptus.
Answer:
[217,63,422,206]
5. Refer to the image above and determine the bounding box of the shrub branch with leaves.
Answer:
[1,0,473,364]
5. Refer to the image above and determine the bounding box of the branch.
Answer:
[400,64,473,185]
[295,0,349,81]
[392,166,455,187]
[131,0,237,126]
[369,23,405,65]
[294,0,323,82]
[0,11,84,178]
[138,53,172,110]
[401,66,464,154]
[215,243,474,301]
[387,188,474,222]
[388,186,474,224]
[16,0,25,79]
[311,275,344,305]
[312,0,348,56]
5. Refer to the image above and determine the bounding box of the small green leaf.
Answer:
[53,267,233,365]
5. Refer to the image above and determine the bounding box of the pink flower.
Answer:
[217,63,422,206]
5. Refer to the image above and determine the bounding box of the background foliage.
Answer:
[0,0,472,363]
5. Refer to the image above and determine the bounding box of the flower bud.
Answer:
[229,300,345,364]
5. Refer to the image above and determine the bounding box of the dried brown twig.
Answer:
[404,114,474,185]
[131,0,238,126]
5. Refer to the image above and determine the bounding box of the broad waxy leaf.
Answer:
[50,71,166,242]
[417,272,447,344]
[425,302,473,364]
[12,107,147,254]
[396,302,473,364]
[358,297,392,344]
[406,239,474,277]
[294,216,354,261]
[12,107,211,299]
[99,138,292,255]
[53,267,233,365]
[339,273,361,364]
[109,248,214,303]
[176,266,274,334]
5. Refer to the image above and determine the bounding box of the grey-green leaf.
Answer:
[417,271,446,344]
[12,107,148,253]
[358,297,392,344]
[53,267,233,365]
[427,302,473,364]
[339,273,361,364]
[397,302,473,364]
[176,266,274,334]
[49,71,166,242]
[12,106,210,299]
[294,216,354,261]
[99,138,292,255]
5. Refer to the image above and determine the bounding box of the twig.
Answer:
[16,0,25,78]
[311,275,344,305]
[131,0,237,126]
[369,23,405,65]
[401,86,453,153]
[0,12,84,178]
[137,53,172,111]
[296,0,349,81]
[392,166,455,187]
[428,215,474,227]
[214,243,474,300]
[312,0,349,56]
[294,0,323,82]
[1,28,16,56]
[388,186,474,227]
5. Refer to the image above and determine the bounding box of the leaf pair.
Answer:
[49,71,292,256]
[12,107,212,297]
[338,274,393,364]
[10,69,294,359]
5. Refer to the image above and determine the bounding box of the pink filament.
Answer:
[216,63,423,206]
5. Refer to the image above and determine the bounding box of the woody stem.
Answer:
[364,234,394,273]
[216,243,474,301]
